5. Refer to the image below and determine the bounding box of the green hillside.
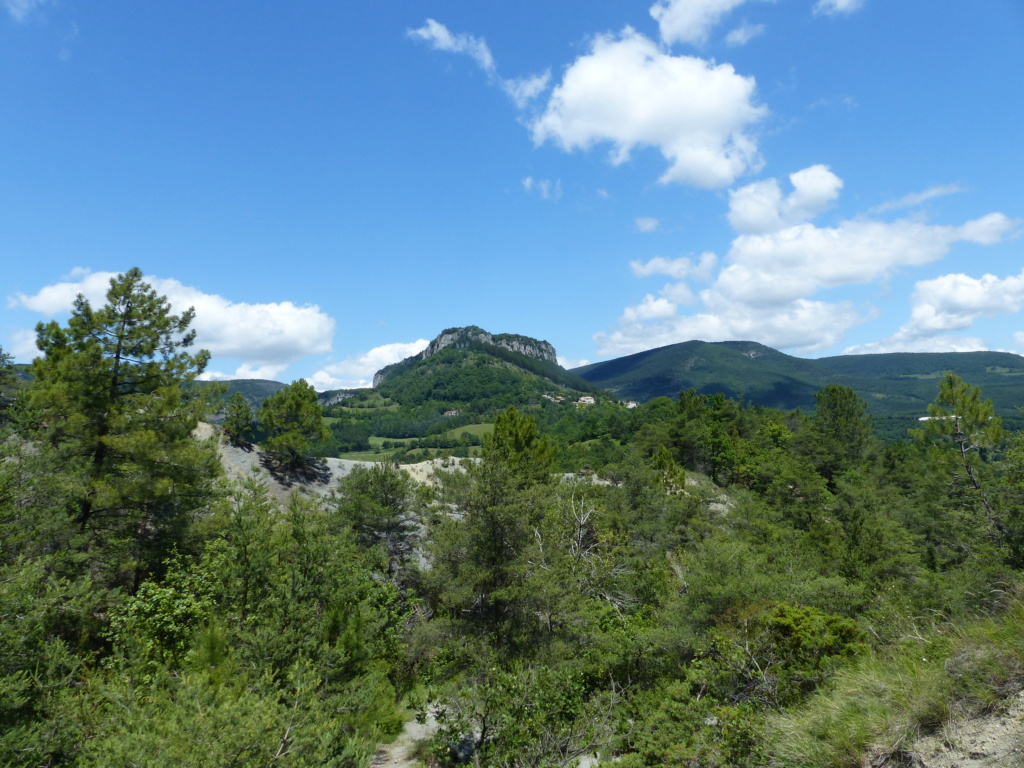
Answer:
[374,328,601,412]
[574,341,1024,437]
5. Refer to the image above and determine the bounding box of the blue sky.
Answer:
[2,0,1022,389]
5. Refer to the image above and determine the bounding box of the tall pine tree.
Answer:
[29,268,220,585]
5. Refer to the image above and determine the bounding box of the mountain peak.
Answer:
[373,326,557,387]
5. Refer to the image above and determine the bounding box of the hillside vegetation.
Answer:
[6,272,1024,767]
[574,340,1024,439]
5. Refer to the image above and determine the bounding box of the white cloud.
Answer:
[3,0,48,22]
[814,0,864,15]
[9,269,336,371]
[630,252,718,280]
[306,339,430,391]
[717,212,1017,306]
[200,365,293,382]
[727,163,842,233]
[601,165,1018,357]
[558,355,591,370]
[650,0,755,46]
[620,294,679,324]
[661,282,697,304]
[7,328,38,362]
[852,270,1024,355]
[871,183,966,213]
[634,217,660,233]
[726,22,766,46]
[597,295,860,356]
[409,19,549,108]
[530,27,767,188]
[503,71,551,109]
[844,336,988,355]
[908,271,1024,333]
[8,270,113,313]
[408,19,495,72]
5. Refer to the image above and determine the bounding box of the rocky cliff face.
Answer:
[373,326,558,387]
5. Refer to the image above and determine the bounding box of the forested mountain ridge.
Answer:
[373,325,558,387]
[218,378,286,408]
[369,325,602,410]
[573,339,1024,436]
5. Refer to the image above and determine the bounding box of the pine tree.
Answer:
[256,379,329,469]
[917,372,1003,509]
[29,268,220,583]
[803,384,874,484]
[222,391,254,446]
[0,344,17,416]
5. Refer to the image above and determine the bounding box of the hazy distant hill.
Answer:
[573,340,1024,436]
[215,379,286,409]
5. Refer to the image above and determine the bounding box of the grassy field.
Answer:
[331,448,392,462]
[445,423,493,439]
[332,445,484,462]
[326,422,493,462]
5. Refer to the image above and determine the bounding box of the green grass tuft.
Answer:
[769,599,1024,767]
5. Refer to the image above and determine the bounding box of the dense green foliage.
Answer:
[375,338,600,416]
[574,339,1024,438]
[257,379,331,468]
[0,272,408,766]
[6,285,1024,767]
[222,391,255,446]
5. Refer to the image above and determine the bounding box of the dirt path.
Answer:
[372,712,437,768]
[908,690,1024,767]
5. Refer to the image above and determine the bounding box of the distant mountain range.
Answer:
[572,339,1024,435]
[215,331,1024,439]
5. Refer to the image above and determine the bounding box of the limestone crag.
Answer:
[373,326,558,387]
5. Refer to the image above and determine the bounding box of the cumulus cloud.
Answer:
[848,270,1024,355]
[8,269,336,377]
[651,0,756,46]
[728,164,843,233]
[530,27,767,188]
[907,271,1024,333]
[409,19,550,108]
[597,295,860,356]
[634,217,660,233]
[620,294,679,324]
[630,252,718,281]
[717,211,1016,306]
[726,22,766,46]
[558,355,591,370]
[306,340,430,391]
[601,166,1018,357]
[814,0,864,15]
